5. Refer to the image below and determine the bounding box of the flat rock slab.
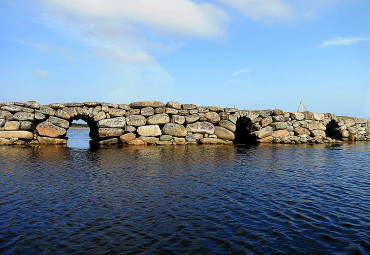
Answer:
[0,131,33,139]
[36,122,66,137]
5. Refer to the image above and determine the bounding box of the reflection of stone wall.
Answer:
[0,101,369,146]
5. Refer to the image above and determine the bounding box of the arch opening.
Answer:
[234,117,258,144]
[325,120,343,140]
[66,117,99,148]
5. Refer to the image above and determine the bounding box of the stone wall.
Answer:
[0,101,369,146]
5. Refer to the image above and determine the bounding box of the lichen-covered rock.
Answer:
[126,115,146,126]
[93,111,106,121]
[214,126,235,140]
[344,118,356,127]
[1,105,23,112]
[252,126,273,138]
[0,131,34,139]
[49,116,70,129]
[273,130,289,138]
[98,117,126,128]
[141,107,154,116]
[36,122,66,137]
[185,114,200,124]
[171,115,185,125]
[205,112,221,123]
[147,114,170,125]
[163,123,187,137]
[182,104,197,110]
[290,112,305,121]
[13,112,35,121]
[140,136,159,144]
[108,108,126,117]
[98,128,124,138]
[37,107,56,116]
[260,116,273,127]
[294,127,310,136]
[187,122,215,134]
[20,121,34,130]
[4,121,20,131]
[130,101,165,109]
[218,120,236,132]
[271,122,288,130]
[160,135,173,141]
[137,125,161,136]
[24,101,40,109]
[0,110,13,120]
[311,130,326,137]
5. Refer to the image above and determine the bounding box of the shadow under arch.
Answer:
[66,115,100,148]
[325,120,343,140]
[234,117,258,144]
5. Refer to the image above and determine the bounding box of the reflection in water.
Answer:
[0,130,369,254]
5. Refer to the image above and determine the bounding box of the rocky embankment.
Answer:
[0,101,369,146]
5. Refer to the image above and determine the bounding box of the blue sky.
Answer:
[0,0,369,117]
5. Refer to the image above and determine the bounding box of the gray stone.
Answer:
[37,136,67,145]
[125,125,136,132]
[20,121,34,130]
[137,125,161,136]
[218,120,236,132]
[0,111,13,120]
[205,112,221,123]
[108,108,126,117]
[5,121,20,131]
[141,107,154,116]
[127,109,141,116]
[98,138,120,145]
[311,130,326,137]
[154,107,165,114]
[200,138,233,144]
[271,122,288,130]
[187,122,215,134]
[102,102,118,108]
[0,119,5,127]
[178,110,189,116]
[344,119,356,127]
[163,123,187,137]
[165,108,178,115]
[272,115,285,122]
[130,101,165,109]
[313,113,325,121]
[189,109,198,114]
[252,126,273,138]
[98,117,126,128]
[140,136,159,144]
[208,106,223,112]
[55,109,71,120]
[185,114,200,124]
[35,112,46,121]
[24,101,40,109]
[224,108,238,113]
[94,111,106,121]
[84,102,100,107]
[166,101,182,110]
[348,127,358,134]
[37,107,56,116]
[117,104,130,110]
[182,104,197,110]
[49,103,65,109]
[160,135,173,141]
[214,126,235,140]
[13,112,35,121]
[228,113,238,124]
[171,115,185,125]
[126,115,146,126]
[1,105,23,112]
[197,106,209,113]
[49,116,70,129]
[147,114,170,125]
[290,112,305,120]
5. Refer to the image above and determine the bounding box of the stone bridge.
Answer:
[0,101,369,146]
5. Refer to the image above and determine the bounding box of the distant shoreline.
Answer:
[69,127,89,130]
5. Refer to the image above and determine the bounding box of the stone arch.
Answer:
[234,116,259,144]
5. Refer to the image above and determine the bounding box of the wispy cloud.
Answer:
[33,69,49,78]
[320,36,370,47]
[218,0,293,22]
[232,68,251,76]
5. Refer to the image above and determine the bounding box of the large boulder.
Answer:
[126,115,146,126]
[0,131,34,139]
[163,123,187,137]
[120,133,136,143]
[37,136,67,144]
[137,125,162,136]
[140,107,154,116]
[294,127,310,136]
[171,115,185,125]
[290,112,305,120]
[260,116,273,127]
[93,111,106,121]
[98,117,126,128]
[166,101,182,110]
[147,114,170,125]
[214,126,235,140]
[185,114,200,124]
[55,109,71,120]
[187,122,215,134]
[36,122,66,137]
[271,122,288,130]
[273,130,289,138]
[200,138,233,144]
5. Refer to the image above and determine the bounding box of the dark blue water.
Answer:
[0,129,369,254]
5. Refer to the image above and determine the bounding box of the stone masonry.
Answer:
[0,101,369,146]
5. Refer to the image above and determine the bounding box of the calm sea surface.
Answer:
[0,129,369,254]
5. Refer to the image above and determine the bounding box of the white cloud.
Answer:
[43,0,228,39]
[33,69,49,78]
[321,37,370,47]
[218,0,293,22]
[232,68,251,76]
